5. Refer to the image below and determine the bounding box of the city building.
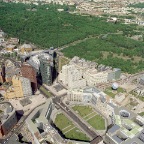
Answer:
[5,60,21,82]
[67,87,106,105]
[8,38,19,45]
[19,44,33,54]
[105,106,144,144]
[27,52,53,72]
[21,63,37,93]
[59,64,86,89]
[39,56,53,86]
[5,44,16,52]
[5,75,32,99]
[26,99,59,144]
[139,75,144,86]
[0,102,17,138]
[0,63,5,83]
[59,57,121,88]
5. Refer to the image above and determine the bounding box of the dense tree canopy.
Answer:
[0,2,139,48]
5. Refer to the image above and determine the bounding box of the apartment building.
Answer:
[21,63,37,93]
[5,75,32,99]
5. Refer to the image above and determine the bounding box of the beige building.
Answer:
[19,44,33,54]
[5,44,16,52]
[5,75,32,99]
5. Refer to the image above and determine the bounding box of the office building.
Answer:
[39,57,53,86]
[5,75,32,99]
[21,63,37,93]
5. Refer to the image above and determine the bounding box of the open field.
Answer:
[72,105,105,130]
[55,113,90,141]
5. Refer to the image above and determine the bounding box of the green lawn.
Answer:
[139,112,144,116]
[65,128,90,141]
[72,105,93,118]
[104,90,115,98]
[72,105,105,130]
[87,115,105,130]
[55,113,73,130]
[39,86,52,97]
[55,113,90,141]
[104,87,125,98]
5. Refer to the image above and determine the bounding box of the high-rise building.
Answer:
[21,63,37,93]
[0,64,5,83]
[39,57,53,86]
[5,75,32,99]
[114,68,121,80]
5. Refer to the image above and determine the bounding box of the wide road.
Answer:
[53,97,98,139]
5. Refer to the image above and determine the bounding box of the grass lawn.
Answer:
[84,112,96,120]
[55,113,90,141]
[55,113,73,130]
[117,87,125,93]
[104,90,115,98]
[72,105,93,118]
[104,87,125,98]
[39,86,52,98]
[87,115,105,130]
[139,112,144,116]
[65,127,90,141]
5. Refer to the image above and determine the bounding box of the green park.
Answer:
[72,105,105,130]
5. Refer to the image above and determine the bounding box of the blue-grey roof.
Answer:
[112,135,123,143]
[108,125,120,134]
[83,87,100,94]
[108,103,116,109]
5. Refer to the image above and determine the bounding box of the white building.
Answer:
[59,64,86,89]
[83,69,108,86]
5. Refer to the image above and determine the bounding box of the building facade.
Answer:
[21,63,37,93]
[39,58,53,86]
[0,64,5,83]
[0,102,17,138]
[5,75,32,99]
